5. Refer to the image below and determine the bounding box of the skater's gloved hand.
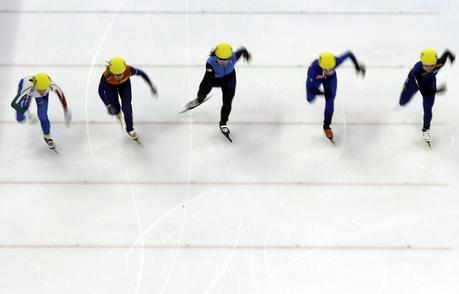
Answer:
[450,52,456,64]
[25,110,38,124]
[436,83,447,94]
[150,85,158,98]
[64,109,72,126]
[315,89,325,96]
[106,104,118,115]
[356,63,366,77]
[242,51,252,63]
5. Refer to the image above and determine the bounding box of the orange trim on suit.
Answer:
[103,65,134,85]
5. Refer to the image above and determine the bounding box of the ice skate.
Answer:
[44,134,58,153]
[219,124,232,142]
[179,95,212,114]
[324,127,335,144]
[422,129,431,148]
[25,111,38,124]
[128,130,142,145]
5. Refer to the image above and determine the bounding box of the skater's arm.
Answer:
[11,78,33,113]
[410,64,423,89]
[130,67,158,95]
[336,51,366,75]
[305,65,323,102]
[17,78,24,94]
[412,72,421,88]
[17,78,34,96]
[436,49,455,68]
[97,77,119,115]
[202,63,216,81]
[235,47,251,62]
[50,83,68,111]
[413,72,429,94]
[436,83,447,94]
[50,83,71,125]
[98,76,112,106]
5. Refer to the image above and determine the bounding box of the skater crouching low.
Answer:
[182,42,251,142]
[11,73,71,151]
[98,56,158,143]
[399,48,455,148]
[305,51,365,143]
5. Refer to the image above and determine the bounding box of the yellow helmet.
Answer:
[318,51,336,70]
[33,73,51,91]
[420,48,437,65]
[109,56,126,74]
[215,43,233,59]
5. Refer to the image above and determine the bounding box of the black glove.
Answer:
[106,104,118,115]
[315,89,325,96]
[450,52,456,64]
[436,83,447,94]
[151,85,158,97]
[242,51,252,63]
[356,63,366,77]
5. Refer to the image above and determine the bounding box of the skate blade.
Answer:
[130,137,143,146]
[220,131,232,142]
[426,141,432,149]
[327,137,335,144]
[45,140,58,153]
[179,108,193,114]
[49,146,59,153]
[179,95,212,114]
[116,117,124,130]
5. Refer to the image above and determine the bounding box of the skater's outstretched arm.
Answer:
[235,47,251,63]
[49,83,68,112]
[436,49,455,69]
[50,83,71,125]
[335,51,366,76]
[131,67,158,96]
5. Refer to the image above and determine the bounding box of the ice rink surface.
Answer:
[1,1,459,293]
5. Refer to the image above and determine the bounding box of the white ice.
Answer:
[1,1,459,293]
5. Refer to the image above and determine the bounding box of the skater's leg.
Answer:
[36,95,50,135]
[16,96,31,122]
[197,73,215,103]
[15,79,32,122]
[306,79,321,103]
[220,72,236,126]
[422,94,435,131]
[399,76,419,106]
[323,97,335,130]
[98,78,121,114]
[119,80,134,133]
[323,78,337,130]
